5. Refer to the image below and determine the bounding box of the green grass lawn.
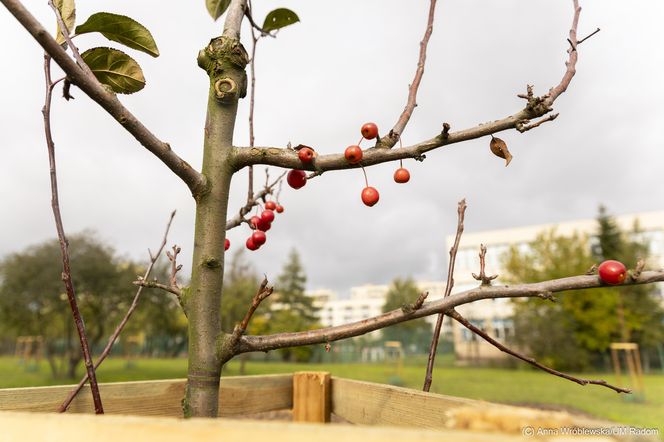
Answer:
[1,356,662,428]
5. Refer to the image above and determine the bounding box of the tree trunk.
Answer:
[183,35,248,417]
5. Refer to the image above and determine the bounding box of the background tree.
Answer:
[382,278,433,354]
[504,209,664,371]
[0,233,143,378]
[592,206,664,360]
[219,249,266,372]
[270,249,319,362]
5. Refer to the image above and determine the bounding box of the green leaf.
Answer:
[54,0,76,46]
[206,0,231,21]
[76,13,160,57]
[81,47,146,94]
[262,8,300,32]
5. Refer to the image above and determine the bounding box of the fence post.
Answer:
[292,371,330,423]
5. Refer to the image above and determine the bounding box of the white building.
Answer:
[446,210,664,361]
[310,282,449,328]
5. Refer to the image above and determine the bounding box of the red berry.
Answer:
[261,210,275,223]
[246,237,259,251]
[361,122,379,140]
[257,218,272,232]
[598,260,627,285]
[344,145,363,164]
[394,167,410,184]
[249,216,261,229]
[361,186,380,207]
[265,201,277,211]
[252,230,267,246]
[287,169,307,189]
[275,204,284,213]
[297,147,315,163]
[224,238,230,251]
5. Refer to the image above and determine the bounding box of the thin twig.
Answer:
[134,243,186,311]
[472,244,498,285]
[577,27,600,45]
[225,170,287,229]
[545,0,581,105]
[245,0,273,36]
[423,198,466,392]
[516,113,559,133]
[43,54,103,414]
[446,308,630,394]
[166,245,183,291]
[231,276,273,343]
[381,0,437,148]
[47,0,95,80]
[58,211,176,412]
[133,279,182,297]
[247,20,259,205]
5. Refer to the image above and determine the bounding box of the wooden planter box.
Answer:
[0,372,652,441]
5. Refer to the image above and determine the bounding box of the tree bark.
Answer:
[183,35,248,418]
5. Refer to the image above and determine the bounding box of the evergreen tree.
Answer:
[381,278,433,353]
[270,249,319,361]
[592,207,664,348]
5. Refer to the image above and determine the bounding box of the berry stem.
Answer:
[361,166,369,187]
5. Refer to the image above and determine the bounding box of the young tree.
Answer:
[3,0,664,418]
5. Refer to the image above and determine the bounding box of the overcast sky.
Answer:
[1,1,663,297]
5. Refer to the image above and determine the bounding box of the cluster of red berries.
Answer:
[285,122,412,208]
[346,123,411,207]
[224,200,284,252]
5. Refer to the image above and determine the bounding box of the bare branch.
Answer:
[577,27,600,45]
[380,0,438,148]
[133,278,182,298]
[236,270,664,353]
[472,244,499,285]
[134,244,186,311]
[1,0,207,197]
[42,54,103,415]
[446,309,630,394]
[58,211,176,412]
[516,113,559,133]
[47,0,95,81]
[423,199,466,391]
[230,276,273,344]
[234,0,586,171]
[225,171,286,230]
[246,22,259,204]
[544,0,581,105]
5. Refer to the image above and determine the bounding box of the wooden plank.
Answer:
[292,371,330,423]
[331,377,479,429]
[0,374,292,417]
[331,378,631,438]
[0,410,538,442]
